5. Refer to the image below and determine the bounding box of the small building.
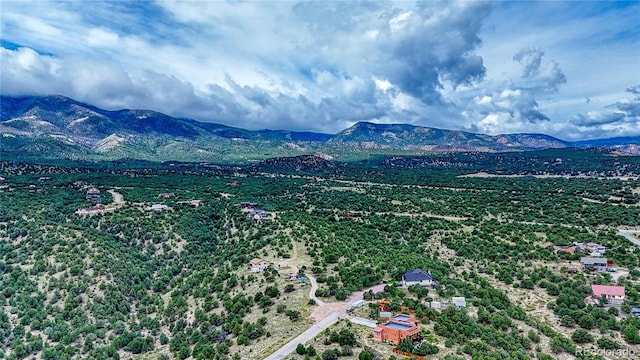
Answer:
[452,297,467,308]
[429,301,441,309]
[580,257,608,272]
[567,266,579,274]
[379,311,392,319]
[591,246,606,256]
[38,176,51,181]
[86,195,102,202]
[238,201,258,209]
[78,205,105,214]
[402,269,434,287]
[178,200,203,207]
[87,187,100,195]
[150,204,168,211]
[158,193,176,199]
[591,285,625,304]
[226,181,240,186]
[373,314,420,345]
[631,308,640,317]
[248,258,272,273]
[247,209,268,219]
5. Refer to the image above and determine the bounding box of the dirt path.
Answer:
[102,189,125,212]
[108,189,124,205]
[307,275,325,306]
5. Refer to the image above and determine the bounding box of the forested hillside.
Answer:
[1,151,640,360]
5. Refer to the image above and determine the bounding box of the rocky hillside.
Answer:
[2,95,638,161]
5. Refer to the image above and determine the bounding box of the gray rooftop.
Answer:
[580,257,608,265]
[403,269,433,282]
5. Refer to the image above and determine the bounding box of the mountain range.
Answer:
[1,95,639,162]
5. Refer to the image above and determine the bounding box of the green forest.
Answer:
[1,149,639,360]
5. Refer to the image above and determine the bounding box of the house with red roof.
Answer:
[373,314,420,345]
[591,285,625,304]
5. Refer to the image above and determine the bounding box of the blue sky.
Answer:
[1,0,638,140]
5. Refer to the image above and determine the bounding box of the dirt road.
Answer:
[618,229,640,247]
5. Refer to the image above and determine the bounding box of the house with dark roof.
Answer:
[402,269,434,287]
[237,201,259,209]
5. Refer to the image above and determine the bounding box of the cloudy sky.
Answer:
[1,1,639,140]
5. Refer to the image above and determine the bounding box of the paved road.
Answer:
[347,316,377,328]
[263,312,341,360]
[618,230,640,246]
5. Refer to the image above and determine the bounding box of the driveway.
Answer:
[307,275,325,306]
[347,316,377,328]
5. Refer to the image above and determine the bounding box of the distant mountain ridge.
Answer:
[1,95,638,161]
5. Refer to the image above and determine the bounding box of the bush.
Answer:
[321,349,340,360]
[571,329,593,343]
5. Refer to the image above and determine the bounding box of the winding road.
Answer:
[618,229,640,247]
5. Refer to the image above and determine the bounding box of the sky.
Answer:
[1,1,639,140]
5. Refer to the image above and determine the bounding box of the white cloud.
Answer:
[0,1,638,139]
[87,28,120,47]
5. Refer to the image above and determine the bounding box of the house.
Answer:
[78,205,105,214]
[402,269,434,287]
[452,297,467,308]
[238,201,258,209]
[247,209,268,219]
[150,204,168,211]
[177,200,203,207]
[591,245,606,256]
[373,314,420,345]
[248,258,272,272]
[86,194,102,203]
[591,285,625,304]
[157,193,176,199]
[580,257,608,272]
[38,176,51,181]
[567,266,579,274]
[87,187,100,195]
[574,242,606,256]
[226,181,240,186]
[429,301,441,309]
